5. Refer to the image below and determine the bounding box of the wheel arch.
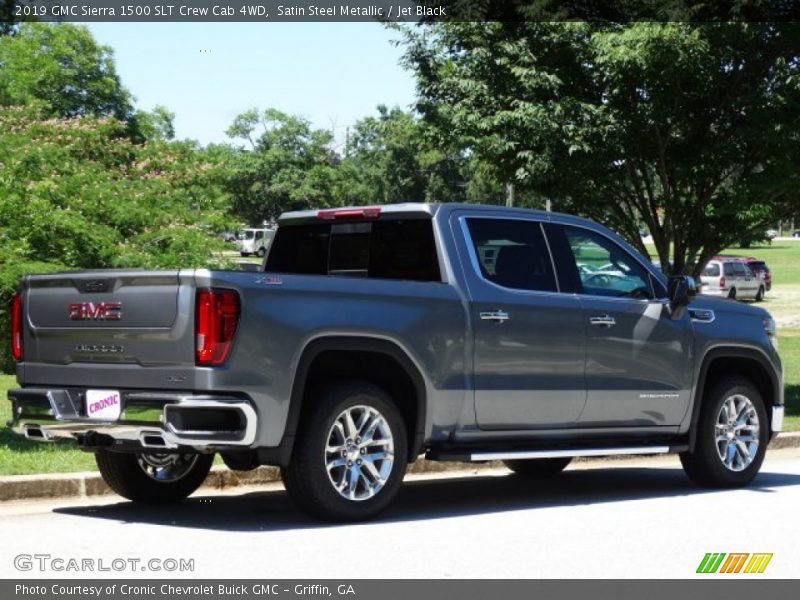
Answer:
[278,336,429,465]
[688,346,781,451]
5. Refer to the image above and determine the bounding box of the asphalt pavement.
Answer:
[2,448,799,579]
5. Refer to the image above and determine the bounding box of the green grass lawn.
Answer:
[0,374,98,475]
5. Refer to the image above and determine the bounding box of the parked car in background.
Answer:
[741,257,772,291]
[701,257,765,301]
[792,231,800,238]
[766,229,778,240]
[236,227,275,257]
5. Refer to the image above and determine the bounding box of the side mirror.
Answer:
[668,275,698,307]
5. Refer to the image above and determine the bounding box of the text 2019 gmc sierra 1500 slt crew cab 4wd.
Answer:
[7,203,784,521]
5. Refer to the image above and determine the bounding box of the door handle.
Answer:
[480,310,511,323]
[589,315,616,327]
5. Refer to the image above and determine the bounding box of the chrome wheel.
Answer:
[325,405,395,501]
[715,394,760,472]
[136,453,199,483]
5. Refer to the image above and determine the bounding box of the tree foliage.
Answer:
[0,106,233,270]
[223,108,342,224]
[0,23,134,121]
[403,22,800,275]
[341,104,466,204]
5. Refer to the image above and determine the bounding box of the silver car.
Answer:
[701,258,765,301]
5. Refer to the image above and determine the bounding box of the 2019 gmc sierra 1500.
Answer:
[7,203,784,521]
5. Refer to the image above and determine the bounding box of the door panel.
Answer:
[456,215,587,429]
[578,297,694,425]
[551,224,694,426]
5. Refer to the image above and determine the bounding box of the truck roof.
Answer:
[278,202,572,224]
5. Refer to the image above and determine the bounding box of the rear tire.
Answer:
[96,451,213,503]
[281,381,408,522]
[503,457,572,478]
[240,252,249,257]
[680,376,767,488]
[256,247,267,258]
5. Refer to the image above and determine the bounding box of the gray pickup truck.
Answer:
[8,203,784,521]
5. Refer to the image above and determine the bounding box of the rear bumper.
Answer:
[7,388,258,451]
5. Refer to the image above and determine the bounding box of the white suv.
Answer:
[701,258,765,301]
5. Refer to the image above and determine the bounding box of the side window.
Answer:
[465,218,557,292]
[723,263,735,277]
[743,264,755,277]
[561,226,653,299]
[703,264,721,277]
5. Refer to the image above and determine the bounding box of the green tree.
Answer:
[403,22,800,275]
[0,105,233,270]
[0,23,133,121]
[224,108,341,223]
[133,105,177,141]
[341,105,467,205]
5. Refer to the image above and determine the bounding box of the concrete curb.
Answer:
[2,432,798,503]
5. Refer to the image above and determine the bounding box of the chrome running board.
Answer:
[428,445,673,462]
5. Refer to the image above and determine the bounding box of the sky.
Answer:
[84,23,417,147]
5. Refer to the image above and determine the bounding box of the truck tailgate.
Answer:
[21,270,193,367]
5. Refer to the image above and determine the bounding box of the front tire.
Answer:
[728,287,737,300]
[755,286,765,302]
[680,376,768,488]
[503,457,572,478]
[96,451,213,503]
[281,381,408,522]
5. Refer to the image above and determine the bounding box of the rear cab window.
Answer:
[265,216,441,282]
[703,264,721,277]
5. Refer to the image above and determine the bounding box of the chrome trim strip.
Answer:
[456,214,663,304]
[771,405,784,433]
[470,445,671,461]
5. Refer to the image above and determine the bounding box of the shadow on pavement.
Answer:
[53,466,800,532]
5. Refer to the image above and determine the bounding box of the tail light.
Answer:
[10,292,22,361]
[719,276,726,289]
[317,207,381,221]
[195,289,240,365]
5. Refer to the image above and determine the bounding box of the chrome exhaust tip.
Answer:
[23,425,54,441]
[139,431,176,450]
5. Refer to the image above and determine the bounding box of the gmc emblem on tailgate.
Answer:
[68,302,122,321]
